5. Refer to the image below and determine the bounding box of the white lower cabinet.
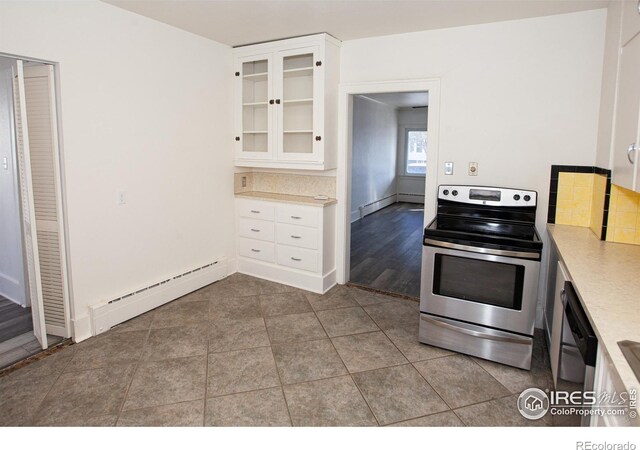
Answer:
[591,350,634,427]
[235,197,336,293]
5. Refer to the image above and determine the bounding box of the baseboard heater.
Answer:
[90,258,228,336]
[353,194,397,222]
[397,192,425,203]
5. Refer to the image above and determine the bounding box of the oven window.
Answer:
[433,254,524,310]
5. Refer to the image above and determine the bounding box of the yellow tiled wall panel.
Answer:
[606,184,640,245]
[589,174,607,238]
[556,173,595,227]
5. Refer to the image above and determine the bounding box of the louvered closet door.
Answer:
[13,61,47,348]
[22,64,70,338]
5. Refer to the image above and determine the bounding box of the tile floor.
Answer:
[0,274,555,427]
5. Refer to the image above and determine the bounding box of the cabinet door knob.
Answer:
[315,61,322,67]
[291,257,302,261]
[269,99,274,105]
[235,136,240,141]
[275,99,281,104]
[628,143,636,164]
[251,249,261,253]
[315,136,322,141]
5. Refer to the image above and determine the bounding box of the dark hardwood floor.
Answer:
[0,295,33,343]
[349,202,425,298]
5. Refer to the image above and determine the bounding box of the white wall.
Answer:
[340,9,607,327]
[350,95,398,221]
[0,58,27,307]
[0,1,235,340]
[397,107,428,203]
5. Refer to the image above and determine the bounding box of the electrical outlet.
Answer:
[242,176,247,188]
[469,162,478,176]
[117,190,126,205]
[444,161,454,175]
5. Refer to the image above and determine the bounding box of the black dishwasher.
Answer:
[557,281,598,426]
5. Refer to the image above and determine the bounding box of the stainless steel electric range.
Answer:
[419,185,543,370]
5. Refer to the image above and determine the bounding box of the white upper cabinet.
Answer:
[621,0,640,46]
[612,7,640,192]
[233,34,340,170]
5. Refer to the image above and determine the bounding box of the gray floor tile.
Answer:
[142,323,208,361]
[34,363,135,423]
[304,285,358,311]
[454,394,552,426]
[207,347,279,397]
[209,295,262,321]
[414,354,510,409]
[258,292,313,317]
[272,339,347,384]
[118,400,204,426]
[331,331,407,373]
[209,317,270,353]
[4,347,74,382]
[348,288,397,307]
[112,312,154,333]
[265,312,327,344]
[65,330,147,372]
[205,387,291,426]
[384,325,454,362]
[352,364,449,425]
[0,332,37,353]
[34,414,119,427]
[0,373,56,426]
[363,299,419,330]
[283,375,377,426]
[315,306,379,337]
[389,411,464,427]
[151,300,209,329]
[123,355,207,411]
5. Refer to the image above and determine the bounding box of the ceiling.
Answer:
[103,0,608,48]
[360,92,429,108]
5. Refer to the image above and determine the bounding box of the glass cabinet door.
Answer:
[236,54,273,159]
[275,47,321,161]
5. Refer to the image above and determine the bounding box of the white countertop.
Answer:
[547,224,640,395]
[235,191,337,207]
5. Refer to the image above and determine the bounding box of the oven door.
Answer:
[420,242,540,335]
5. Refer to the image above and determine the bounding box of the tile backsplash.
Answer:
[606,184,640,245]
[234,172,336,198]
[548,164,640,246]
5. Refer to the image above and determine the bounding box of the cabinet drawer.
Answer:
[276,204,319,227]
[276,223,318,249]
[239,218,275,242]
[277,245,318,273]
[239,238,275,263]
[237,199,275,221]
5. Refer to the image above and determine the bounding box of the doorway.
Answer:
[336,79,440,297]
[0,55,70,368]
[348,93,428,298]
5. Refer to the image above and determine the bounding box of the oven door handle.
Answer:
[420,315,531,345]
[424,238,540,260]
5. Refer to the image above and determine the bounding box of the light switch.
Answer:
[117,190,126,205]
[2,157,7,170]
[444,161,454,175]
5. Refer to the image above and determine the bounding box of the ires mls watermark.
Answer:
[517,387,637,421]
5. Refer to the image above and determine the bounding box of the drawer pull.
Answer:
[291,215,302,219]
[291,257,302,262]
[250,210,261,214]
[251,249,261,253]
[290,235,301,239]
[251,228,260,232]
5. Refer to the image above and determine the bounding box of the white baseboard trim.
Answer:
[397,193,425,204]
[89,258,228,337]
[238,257,335,294]
[351,194,397,223]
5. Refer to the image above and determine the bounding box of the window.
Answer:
[405,129,427,175]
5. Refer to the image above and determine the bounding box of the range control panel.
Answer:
[438,185,537,207]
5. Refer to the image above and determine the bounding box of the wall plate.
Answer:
[444,161,454,175]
